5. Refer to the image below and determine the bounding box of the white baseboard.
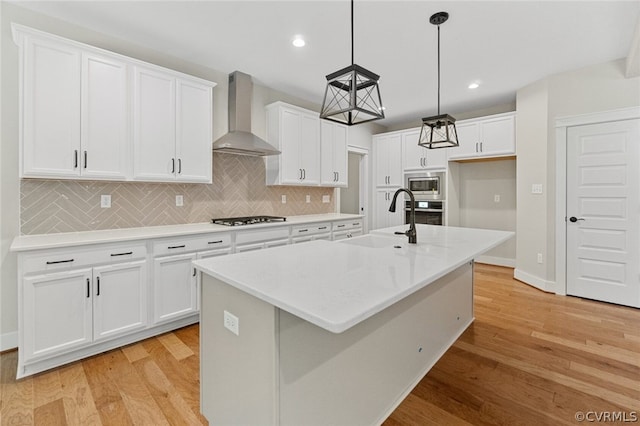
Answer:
[514,268,556,293]
[0,331,18,352]
[475,255,515,268]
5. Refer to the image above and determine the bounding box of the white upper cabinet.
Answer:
[447,112,516,161]
[320,120,348,187]
[176,79,213,183]
[133,68,213,183]
[402,128,447,170]
[374,133,402,187]
[20,33,82,178]
[133,67,176,181]
[13,24,215,183]
[81,53,129,179]
[266,102,321,186]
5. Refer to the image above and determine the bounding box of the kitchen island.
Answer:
[194,224,513,425]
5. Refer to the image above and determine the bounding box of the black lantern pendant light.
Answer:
[418,11,459,149]
[319,0,384,126]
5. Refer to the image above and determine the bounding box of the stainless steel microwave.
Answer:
[406,172,446,200]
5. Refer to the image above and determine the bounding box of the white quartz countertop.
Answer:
[10,213,363,252]
[194,224,513,334]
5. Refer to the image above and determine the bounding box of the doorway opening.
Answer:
[339,147,368,232]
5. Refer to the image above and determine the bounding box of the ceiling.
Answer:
[11,0,640,127]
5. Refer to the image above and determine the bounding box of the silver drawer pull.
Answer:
[110,251,133,257]
[46,259,74,265]
[208,240,223,244]
[168,245,186,249]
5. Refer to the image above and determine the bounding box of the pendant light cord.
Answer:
[351,0,354,65]
[437,23,440,115]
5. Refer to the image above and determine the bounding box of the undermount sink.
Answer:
[339,234,406,249]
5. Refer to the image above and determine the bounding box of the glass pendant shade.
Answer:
[320,64,384,125]
[418,113,459,149]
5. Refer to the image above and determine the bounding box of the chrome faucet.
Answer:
[388,188,417,244]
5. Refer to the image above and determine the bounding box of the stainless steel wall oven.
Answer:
[405,172,445,225]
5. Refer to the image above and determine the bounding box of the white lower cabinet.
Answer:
[153,253,198,324]
[93,260,147,342]
[331,219,364,240]
[23,268,93,361]
[374,189,404,230]
[22,259,147,362]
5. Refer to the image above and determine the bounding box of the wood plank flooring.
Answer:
[1,264,638,425]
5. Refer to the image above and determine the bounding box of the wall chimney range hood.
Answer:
[213,71,280,156]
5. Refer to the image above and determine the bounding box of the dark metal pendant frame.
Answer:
[320,64,384,125]
[418,113,459,149]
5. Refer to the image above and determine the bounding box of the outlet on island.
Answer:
[223,310,239,336]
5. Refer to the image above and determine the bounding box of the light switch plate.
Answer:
[100,195,111,208]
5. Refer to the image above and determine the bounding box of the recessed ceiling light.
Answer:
[292,36,306,47]
[468,82,480,89]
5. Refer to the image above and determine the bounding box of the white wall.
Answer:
[459,160,517,266]
[515,58,640,291]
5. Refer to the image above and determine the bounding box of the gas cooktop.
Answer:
[211,215,287,227]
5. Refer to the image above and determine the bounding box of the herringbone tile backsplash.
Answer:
[20,154,336,235]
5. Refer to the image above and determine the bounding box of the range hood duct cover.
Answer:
[213,71,280,156]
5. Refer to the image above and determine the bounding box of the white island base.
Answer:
[200,261,474,425]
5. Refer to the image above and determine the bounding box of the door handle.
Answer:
[475,143,478,152]
[299,168,303,180]
[569,216,585,223]
[178,158,182,174]
[96,276,100,296]
[172,158,175,173]
[86,278,90,298]
[74,150,78,168]
[480,142,483,152]
[303,169,306,180]
[84,151,88,169]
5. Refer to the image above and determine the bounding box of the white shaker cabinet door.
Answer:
[81,53,129,179]
[176,78,213,183]
[133,66,177,181]
[93,260,147,342]
[299,112,320,184]
[374,134,402,187]
[320,121,348,187]
[22,268,93,361]
[153,253,198,323]
[280,108,302,184]
[22,36,81,178]
[448,121,479,160]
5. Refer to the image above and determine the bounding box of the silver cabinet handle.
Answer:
[178,158,182,174]
[84,151,88,169]
[74,150,78,168]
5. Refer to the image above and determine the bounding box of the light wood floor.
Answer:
[1,264,638,425]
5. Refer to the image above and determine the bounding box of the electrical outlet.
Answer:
[322,195,330,203]
[223,310,239,336]
[100,195,111,208]
[537,253,543,264]
[494,194,500,203]
[176,195,184,207]
[281,195,287,204]
[532,184,543,194]
[306,195,311,203]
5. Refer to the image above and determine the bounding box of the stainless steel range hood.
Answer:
[213,71,280,156]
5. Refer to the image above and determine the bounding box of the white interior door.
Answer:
[566,118,640,307]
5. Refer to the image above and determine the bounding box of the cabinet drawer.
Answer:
[291,223,331,237]
[235,227,290,245]
[152,233,231,256]
[332,219,363,232]
[22,243,147,275]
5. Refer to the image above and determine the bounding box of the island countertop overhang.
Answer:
[193,224,513,333]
